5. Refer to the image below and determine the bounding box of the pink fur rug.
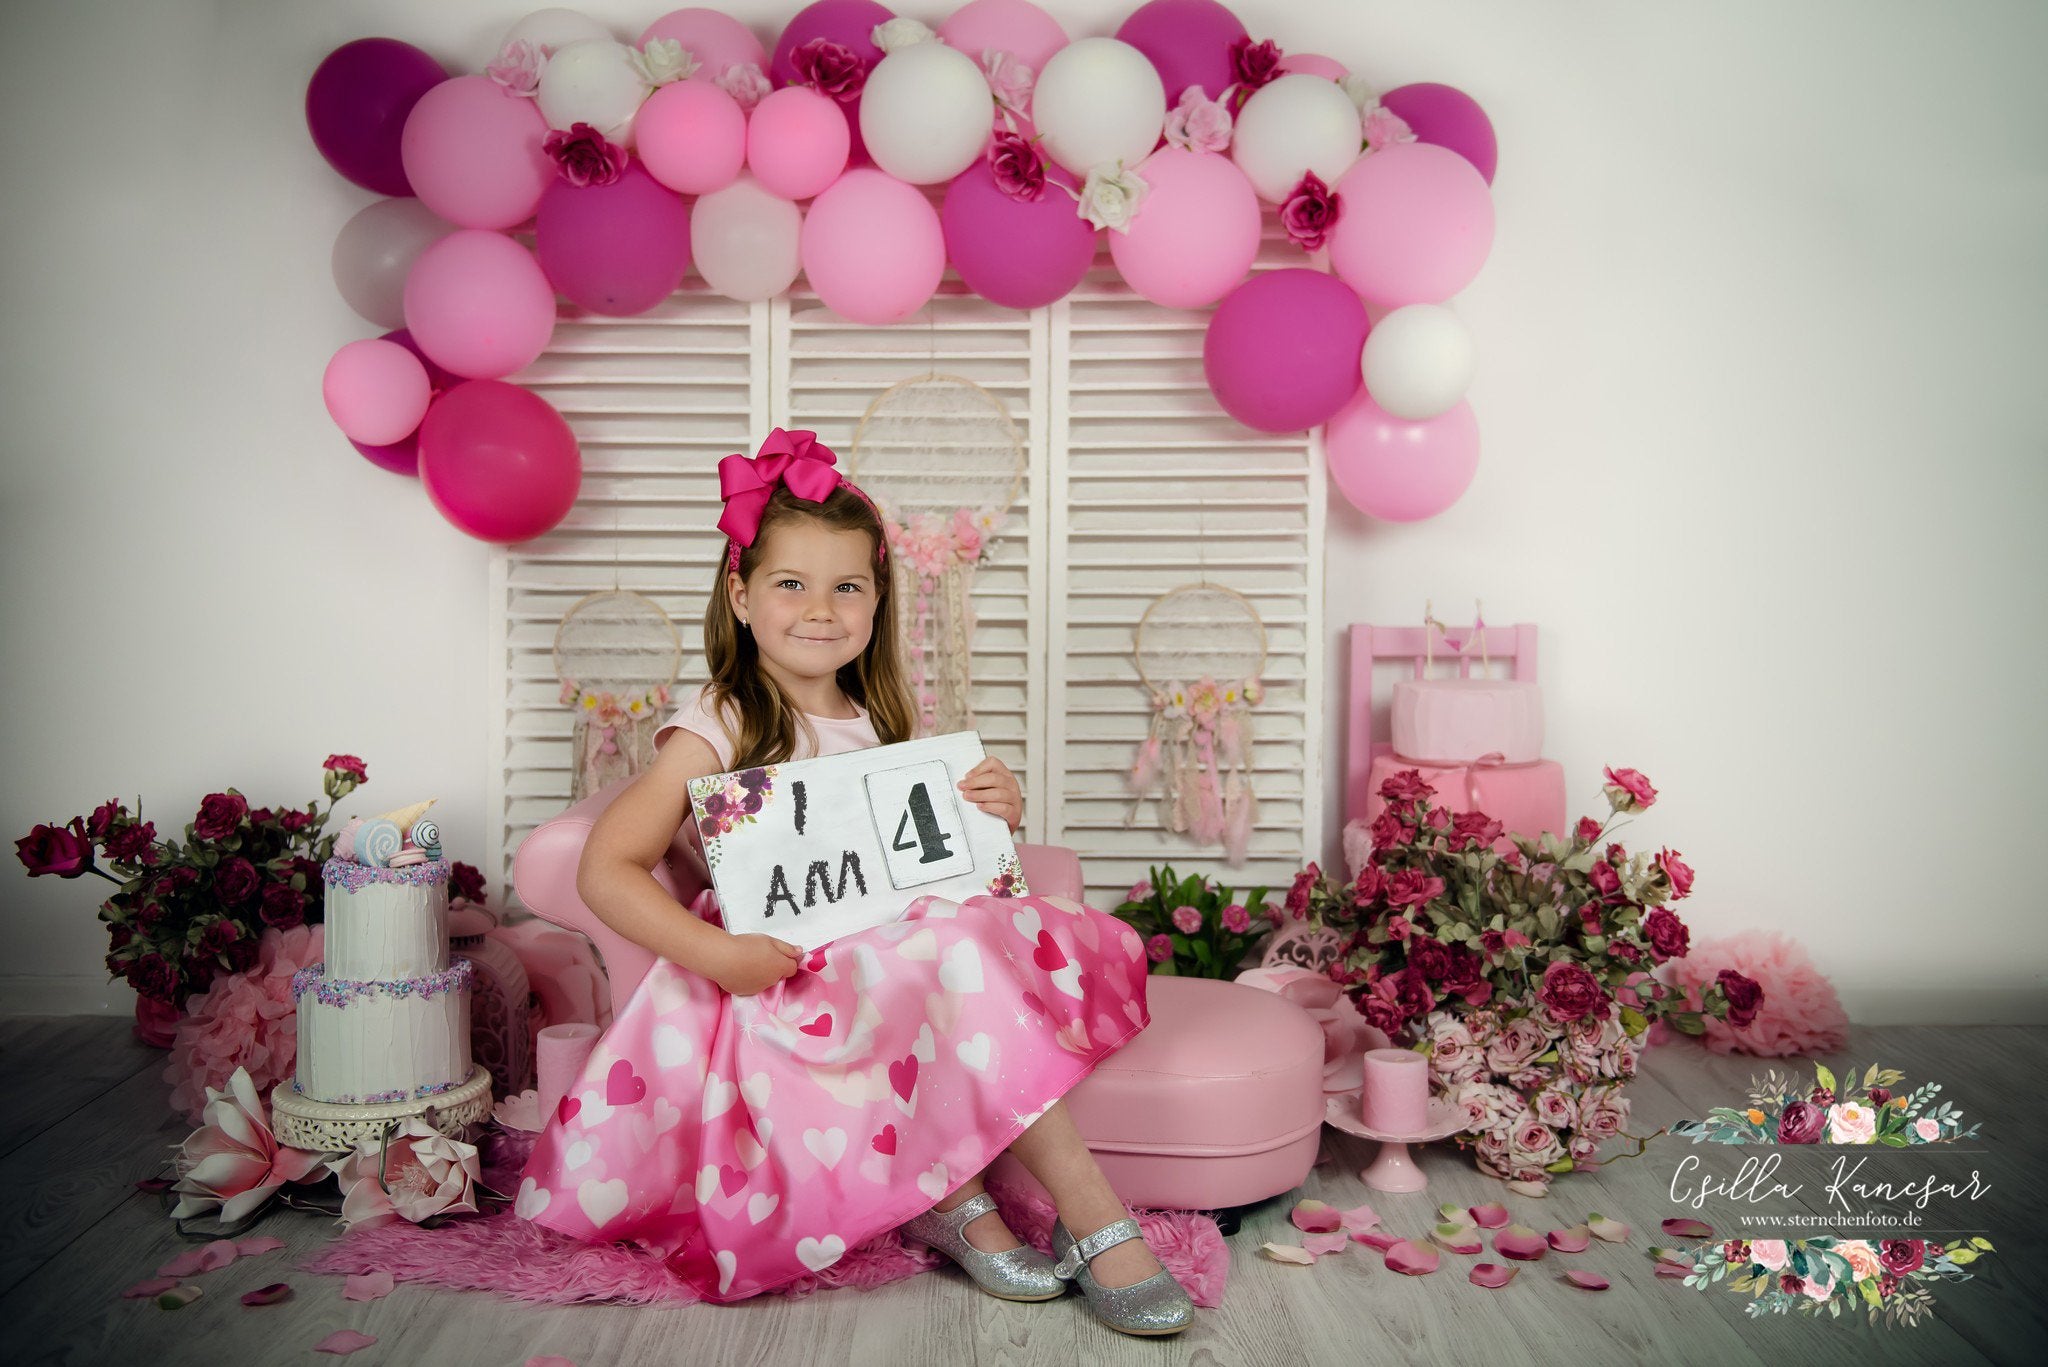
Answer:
[1661,929,1850,1057]
[304,1131,1230,1308]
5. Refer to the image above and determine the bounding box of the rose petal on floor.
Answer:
[1258,1242,1317,1265]
[343,1271,396,1302]
[1338,1202,1378,1232]
[1430,1223,1482,1255]
[1469,1262,1518,1288]
[1301,1232,1349,1256]
[1468,1203,1510,1230]
[1385,1241,1440,1276]
[1351,1230,1404,1251]
[1660,1217,1714,1240]
[236,1237,287,1257]
[1564,1270,1611,1290]
[154,1285,203,1310]
[1586,1212,1632,1242]
[1548,1225,1592,1253]
[123,1277,178,1299]
[1493,1225,1548,1261]
[314,1330,378,1355]
[1290,1199,1341,1233]
[240,1283,292,1307]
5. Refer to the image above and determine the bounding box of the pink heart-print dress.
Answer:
[515,890,1152,1301]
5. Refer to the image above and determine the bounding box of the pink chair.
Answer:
[512,778,1325,1213]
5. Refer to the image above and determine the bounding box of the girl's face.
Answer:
[727,518,880,698]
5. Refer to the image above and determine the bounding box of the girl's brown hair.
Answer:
[701,484,915,768]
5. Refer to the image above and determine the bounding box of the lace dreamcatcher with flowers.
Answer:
[553,589,682,800]
[1126,584,1267,865]
[848,371,1024,737]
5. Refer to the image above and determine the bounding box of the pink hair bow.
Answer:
[716,428,842,548]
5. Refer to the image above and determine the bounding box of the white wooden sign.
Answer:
[687,731,1028,951]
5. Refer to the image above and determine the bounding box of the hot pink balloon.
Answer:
[535,164,692,316]
[403,229,558,378]
[747,86,851,200]
[1329,143,1495,307]
[350,329,458,475]
[801,168,944,325]
[770,0,895,166]
[1108,147,1260,309]
[400,75,552,230]
[637,79,747,195]
[1381,82,1497,184]
[1202,269,1368,432]
[1278,53,1346,81]
[1115,0,1247,103]
[418,380,582,543]
[638,9,769,81]
[305,38,446,196]
[939,0,1069,72]
[1325,390,1480,522]
[942,161,1097,310]
[323,338,432,446]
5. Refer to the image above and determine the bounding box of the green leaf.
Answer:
[1814,1064,1836,1094]
[1190,940,1213,965]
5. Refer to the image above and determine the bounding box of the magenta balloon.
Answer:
[305,38,446,196]
[350,329,459,475]
[638,80,747,195]
[403,229,558,378]
[638,9,769,80]
[1381,82,1497,184]
[939,0,1068,71]
[1277,53,1346,81]
[418,380,583,543]
[1329,143,1495,307]
[534,164,692,316]
[1115,0,1247,103]
[942,161,1097,310]
[1202,269,1368,432]
[1108,147,1260,309]
[769,0,895,165]
[747,86,851,200]
[801,168,944,324]
[1325,391,1480,522]
[400,75,553,230]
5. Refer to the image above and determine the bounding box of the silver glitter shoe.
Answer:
[900,1192,1067,1302]
[1051,1217,1194,1337]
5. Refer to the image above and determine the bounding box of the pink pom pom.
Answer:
[1662,929,1848,1057]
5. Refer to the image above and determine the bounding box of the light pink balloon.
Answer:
[1329,142,1495,307]
[939,0,1069,71]
[637,80,746,194]
[399,75,552,230]
[747,86,851,200]
[322,338,432,445]
[1277,52,1347,80]
[1325,390,1480,522]
[800,169,945,324]
[403,229,558,379]
[638,8,769,80]
[1109,147,1260,309]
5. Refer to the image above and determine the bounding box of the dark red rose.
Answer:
[1776,1099,1825,1144]
[1779,1274,1806,1296]
[214,856,260,908]
[127,952,180,1005]
[987,129,1046,201]
[199,917,242,958]
[544,122,629,188]
[1384,869,1445,909]
[1537,959,1606,1023]
[133,899,166,932]
[192,792,249,841]
[738,768,771,791]
[1868,1086,1891,1107]
[1449,809,1504,851]
[259,881,306,930]
[1879,1240,1924,1275]
[107,922,135,951]
[1642,907,1690,961]
[1279,170,1341,252]
[1878,1272,1899,1297]
[87,800,126,842]
[1717,969,1763,1028]
[132,996,179,1049]
[1809,1086,1835,1107]
[278,806,313,833]
[104,820,157,864]
[1227,35,1283,104]
[1723,1239,1750,1262]
[1440,946,1483,992]
[1610,941,1641,963]
[1480,928,1507,959]
[1367,811,1409,851]
[225,934,261,973]
[1587,859,1622,899]
[1378,769,1434,805]
[1577,905,1604,936]
[450,861,487,905]
[1575,816,1603,844]
[1349,862,1386,906]
[1358,993,1408,1038]
[181,950,217,993]
[1284,864,1318,917]
[16,819,94,878]
[1406,937,1451,981]
[156,865,200,898]
[247,807,275,828]
[702,792,730,817]
[742,791,763,813]
[791,37,866,101]
[323,754,369,782]
[1392,967,1435,1019]
[290,856,323,887]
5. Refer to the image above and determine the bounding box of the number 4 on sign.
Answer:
[893,783,954,865]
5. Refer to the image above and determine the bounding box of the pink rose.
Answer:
[1171,904,1203,934]
[1510,1114,1565,1168]
[1656,848,1695,899]
[982,49,1034,113]
[327,1118,481,1230]
[1530,1086,1577,1130]
[1360,102,1415,152]
[545,123,628,188]
[1279,171,1341,252]
[1838,1240,1883,1281]
[486,39,545,96]
[1586,858,1622,899]
[1574,816,1603,844]
[14,818,94,878]
[1145,933,1174,963]
[1126,879,1154,903]
[1449,810,1504,851]
[169,1067,329,1224]
[1221,903,1251,934]
[322,754,368,783]
[1383,869,1444,909]
[1601,766,1658,812]
[1914,1116,1941,1141]
[1826,1101,1877,1144]
[1576,1085,1629,1140]
[1367,810,1409,850]
[1378,769,1434,805]
[715,61,771,112]
[1484,1016,1548,1074]
[1162,86,1233,153]
[1537,959,1607,1023]
[1750,1239,1790,1271]
[987,128,1046,201]
[791,37,867,102]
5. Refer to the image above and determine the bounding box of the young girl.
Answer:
[517,429,1195,1337]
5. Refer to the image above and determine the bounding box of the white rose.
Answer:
[872,18,936,53]
[1339,73,1379,112]
[632,38,700,87]
[1077,160,1149,233]
[714,61,771,112]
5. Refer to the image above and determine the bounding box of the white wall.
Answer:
[3,0,2043,1022]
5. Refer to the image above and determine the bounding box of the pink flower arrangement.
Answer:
[544,123,628,188]
[165,924,325,1125]
[168,1066,329,1224]
[327,1117,482,1230]
[1279,171,1341,252]
[1162,87,1233,153]
[486,39,544,96]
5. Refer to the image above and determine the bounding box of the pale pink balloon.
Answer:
[1278,52,1347,80]
[800,169,944,325]
[637,79,746,194]
[1329,142,1495,306]
[1109,147,1260,309]
[402,229,558,379]
[938,0,1069,71]
[638,8,768,81]
[1325,390,1480,522]
[747,86,851,200]
[399,75,552,230]
[322,338,432,445]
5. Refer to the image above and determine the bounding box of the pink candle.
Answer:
[536,1022,602,1128]
[1362,1047,1429,1134]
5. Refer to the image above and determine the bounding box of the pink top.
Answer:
[652,684,880,769]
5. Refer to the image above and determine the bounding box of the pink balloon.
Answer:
[769,0,894,166]
[800,169,944,324]
[535,164,692,316]
[304,38,446,196]
[323,338,432,446]
[638,9,769,81]
[1108,148,1260,309]
[1329,143,1495,307]
[1202,269,1368,432]
[939,0,1069,72]
[403,229,558,378]
[747,87,851,200]
[1277,53,1346,81]
[1381,82,1497,184]
[1325,390,1480,522]
[419,380,582,543]
[1115,0,1247,103]
[400,75,552,230]
[942,161,1097,310]
[638,81,745,195]
[350,329,458,475]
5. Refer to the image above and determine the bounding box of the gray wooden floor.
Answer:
[1,1016,2041,1367]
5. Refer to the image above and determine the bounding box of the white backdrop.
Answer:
[2,0,2043,1022]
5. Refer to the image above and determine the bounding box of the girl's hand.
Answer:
[710,932,803,996]
[958,756,1023,833]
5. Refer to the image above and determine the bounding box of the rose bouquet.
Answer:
[1290,765,1764,1193]
[1112,863,1277,979]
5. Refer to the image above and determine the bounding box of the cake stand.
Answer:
[270,1065,493,1153]
[1324,1092,1468,1193]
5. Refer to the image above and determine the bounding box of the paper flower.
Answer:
[1361,101,1417,153]
[169,1067,329,1224]
[872,17,936,52]
[486,39,545,97]
[791,38,866,102]
[1077,160,1149,233]
[714,61,771,111]
[982,49,1035,114]
[1163,87,1233,154]
[987,129,1046,201]
[632,37,699,87]
[327,1117,481,1230]
[544,123,628,188]
[1280,171,1341,252]
[165,924,325,1125]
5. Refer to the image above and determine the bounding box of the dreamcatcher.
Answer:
[553,589,682,800]
[849,370,1024,737]
[1126,583,1267,865]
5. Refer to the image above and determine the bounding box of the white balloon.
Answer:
[537,40,650,147]
[1231,73,1363,203]
[691,173,804,302]
[503,8,613,54]
[1361,304,1476,420]
[1030,37,1165,176]
[331,197,455,329]
[860,42,992,185]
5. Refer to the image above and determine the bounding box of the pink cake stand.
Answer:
[1324,1092,1468,1192]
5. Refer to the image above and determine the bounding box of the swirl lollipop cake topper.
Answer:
[356,798,439,868]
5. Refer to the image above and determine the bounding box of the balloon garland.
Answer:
[310,1,1502,543]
